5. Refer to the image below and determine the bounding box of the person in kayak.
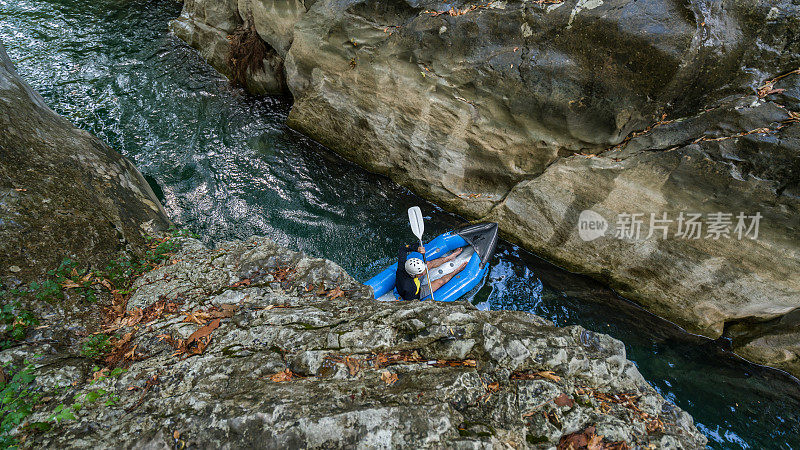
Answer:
[396,243,468,301]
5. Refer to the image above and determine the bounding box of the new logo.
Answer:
[577,210,608,241]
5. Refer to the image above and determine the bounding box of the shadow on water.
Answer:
[1,0,799,447]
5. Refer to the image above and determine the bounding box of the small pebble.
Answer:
[9,265,21,273]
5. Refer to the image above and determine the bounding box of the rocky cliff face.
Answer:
[170,0,800,377]
[0,43,172,282]
[9,237,705,448]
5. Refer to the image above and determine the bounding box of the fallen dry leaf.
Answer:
[326,287,345,299]
[98,278,114,291]
[511,370,561,382]
[433,359,476,368]
[124,344,138,360]
[104,330,136,364]
[90,367,110,382]
[587,433,605,450]
[557,425,593,450]
[381,371,398,386]
[345,356,361,376]
[61,280,81,289]
[270,368,294,382]
[184,318,221,356]
[183,310,213,325]
[554,393,574,408]
[173,430,180,440]
[125,308,144,327]
[230,278,252,288]
[273,267,296,282]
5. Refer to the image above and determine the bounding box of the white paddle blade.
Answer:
[408,206,424,239]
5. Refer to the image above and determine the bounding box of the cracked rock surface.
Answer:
[17,237,705,448]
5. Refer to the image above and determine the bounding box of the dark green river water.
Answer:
[1,0,799,447]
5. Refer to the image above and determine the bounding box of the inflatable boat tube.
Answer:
[366,223,499,302]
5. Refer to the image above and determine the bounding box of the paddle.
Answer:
[408,206,435,301]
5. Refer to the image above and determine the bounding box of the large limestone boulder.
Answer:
[16,237,706,448]
[0,42,172,282]
[171,0,800,377]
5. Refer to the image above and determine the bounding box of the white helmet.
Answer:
[404,258,426,276]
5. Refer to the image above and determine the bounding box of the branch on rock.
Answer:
[124,373,159,414]
[423,2,492,17]
[757,68,800,99]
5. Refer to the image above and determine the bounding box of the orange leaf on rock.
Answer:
[185,318,220,356]
[345,356,361,376]
[326,287,345,299]
[183,311,212,325]
[270,368,294,382]
[557,425,593,450]
[125,308,144,327]
[557,424,630,450]
[511,370,561,382]
[554,393,574,407]
[587,433,605,450]
[61,280,81,289]
[90,367,110,382]
[381,371,398,386]
[230,278,252,288]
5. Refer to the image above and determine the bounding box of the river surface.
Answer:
[2,0,799,447]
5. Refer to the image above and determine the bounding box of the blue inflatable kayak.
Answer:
[366,223,499,302]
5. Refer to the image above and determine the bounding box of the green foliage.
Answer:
[103,228,193,291]
[0,228,198,447]
[47,404,76,424]
[3,230,193,310]
[0,297,38,350]
[29,280,61,303]
[1,361,41,447]
[0,360,125,446]
[80,335,111,359]
[73,388,119,408]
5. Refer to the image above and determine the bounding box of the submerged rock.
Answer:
[170,0,800,377]
[0,42,172,282]
[17,237,705,448]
